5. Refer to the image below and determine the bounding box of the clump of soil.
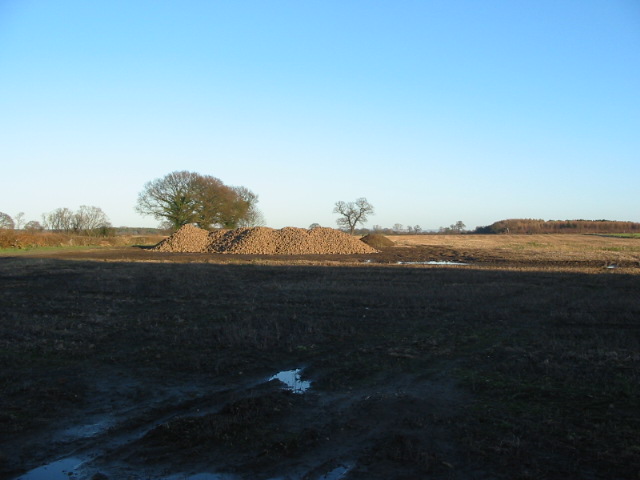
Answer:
[360,233,395,248]
[153,225,379,255]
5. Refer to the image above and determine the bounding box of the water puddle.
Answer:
[269,369,311,394]
[13,457,84,480]
[397,261,470,266]
[319,464,352,479]
[58,418,113,440]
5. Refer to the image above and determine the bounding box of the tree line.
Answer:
[474,219,640,234]
[0,206,113,236]
[6,172,636,237]
[0,170,265,236]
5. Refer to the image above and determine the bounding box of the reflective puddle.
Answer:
[13,457,83,480]
[397,261,470,265]
[269,369,311,394]
[319,464,352,479]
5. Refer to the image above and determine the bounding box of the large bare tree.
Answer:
[136,171,258,230]
[333,197,374,235]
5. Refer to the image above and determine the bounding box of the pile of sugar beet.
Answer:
[153,224,380,254]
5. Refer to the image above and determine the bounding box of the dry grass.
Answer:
[388,234,640,265]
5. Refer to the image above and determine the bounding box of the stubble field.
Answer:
[0,234,638,479]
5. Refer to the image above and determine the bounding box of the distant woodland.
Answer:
[474,219,640,234]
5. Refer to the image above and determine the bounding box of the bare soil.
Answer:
[1,235,639,479]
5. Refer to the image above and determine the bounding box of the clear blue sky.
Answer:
[1,0,639,230]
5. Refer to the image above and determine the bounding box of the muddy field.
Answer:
[1,235,639,479]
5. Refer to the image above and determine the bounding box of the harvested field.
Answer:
[154,224,379,255]
[387,233,640,268]
[1,235,639,479]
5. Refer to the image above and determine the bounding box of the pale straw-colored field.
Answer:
[386,234,640,265]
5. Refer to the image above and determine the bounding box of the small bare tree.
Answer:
[14,212,25,230]
[333,197,374,235]
[24,220,44,232]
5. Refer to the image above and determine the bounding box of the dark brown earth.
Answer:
[1,243,639,479]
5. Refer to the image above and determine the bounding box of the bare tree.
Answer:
[233,186,265,227]
[0,212,14,229]
[73,205,111,234]
[45,208,74,232]
[309,223,321,230]
[451,221,466,233]
[14,212,25,230]
[393,223,404,234]
[157,219,175,232]
[333,197,374,235]
[414,225,422,234]
[24,220,44,232]
[43,207,111,234]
